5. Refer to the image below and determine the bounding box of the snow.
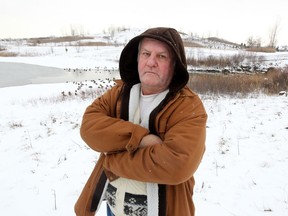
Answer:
[194,96,288,215]
[1,30,288,215]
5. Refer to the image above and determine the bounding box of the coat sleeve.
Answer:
[103,94,207,185]
[80,84,149,153]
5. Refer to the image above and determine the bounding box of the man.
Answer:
[75,27,207,216]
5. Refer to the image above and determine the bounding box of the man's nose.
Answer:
[146,55,157,67]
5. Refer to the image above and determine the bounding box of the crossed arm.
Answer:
[81,101,206,184]
[80,85,206,185]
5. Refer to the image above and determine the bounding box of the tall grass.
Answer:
[27,36,94,45]
[187,52,264,69]
[188,67,288,96]
[0,51,18,57]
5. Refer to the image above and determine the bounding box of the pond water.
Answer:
[0,62,120,88]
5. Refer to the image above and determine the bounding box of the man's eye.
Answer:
[158,54,168,59]
[142,52,150,56]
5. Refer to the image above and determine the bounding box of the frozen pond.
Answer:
[0,62,120,88]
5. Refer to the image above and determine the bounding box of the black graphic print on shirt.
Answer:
[105,183,148,216]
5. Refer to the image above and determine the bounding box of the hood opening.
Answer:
[119,27,189,93]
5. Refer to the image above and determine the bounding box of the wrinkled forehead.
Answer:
[138,37,174,56]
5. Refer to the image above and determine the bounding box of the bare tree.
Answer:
[70,25,77,36]
[70,24,85,36]
[246,36,257,47]
[268,21,281,48]
[256,37,262,47]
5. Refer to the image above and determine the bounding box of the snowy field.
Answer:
[1,32,288,215]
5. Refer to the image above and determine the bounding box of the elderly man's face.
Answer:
[138,38,175,95]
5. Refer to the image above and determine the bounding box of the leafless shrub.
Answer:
[0,45,6,51]
[189,67,288,96]
[230,53,246,66]
[8,121,23,129]
[187,53,247,68]
[246,47,276,53]
[187,52,265,72]
[27,36,94,45]
[0,51,18,57]
[218,137,230,154]
[183,41,204,48]
[264,67,288,93]
[78,41,109,46]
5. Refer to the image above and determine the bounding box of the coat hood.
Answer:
[119,27,189,93]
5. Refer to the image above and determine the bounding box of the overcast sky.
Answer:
[1,0,287,46]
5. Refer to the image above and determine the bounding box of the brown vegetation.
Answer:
[0,51,18,57]
[183,41,204,48]
[188,67,288,96]
[78,41,109,46]
[27,36,94,45]
[207,37,238,46]
[187,52,264,69]
[245,47,276,53]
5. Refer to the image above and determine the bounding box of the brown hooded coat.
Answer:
[75,27,207,216]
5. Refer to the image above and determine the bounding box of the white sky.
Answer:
[1,0,287,45]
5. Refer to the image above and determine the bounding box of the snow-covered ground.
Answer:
[1,30,288,215]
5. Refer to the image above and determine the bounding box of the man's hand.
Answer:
[139,134,162,148]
